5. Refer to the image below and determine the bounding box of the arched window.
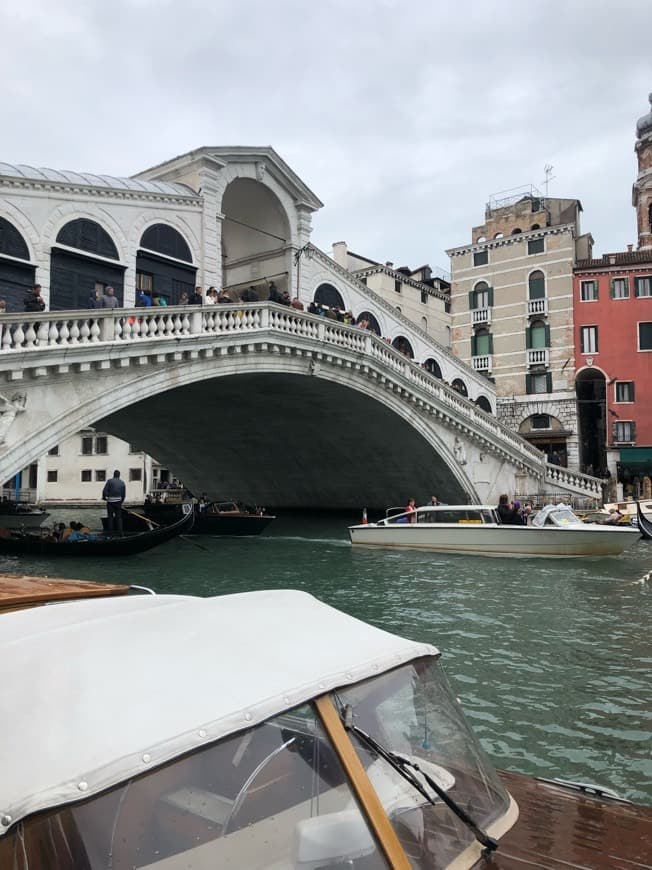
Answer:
[476,236,487,243]
[423,358,442,378]
[140,224,193,262]
[0,217,35,312]
[531,223,540,230]
[528,270,545,300]
[494,232,504,239]
[0,217,30,260]
[470,280,491,309]
[421,316,427,332]
[356,311,381,335]
[528,319,548,349]
[476,395,492,413]
[314,283,344,310]
[392,336,414,358]
[512,228,522,235]
[451,378,468,397]
[56,219,119,260]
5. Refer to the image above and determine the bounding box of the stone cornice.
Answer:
[446,224,575,258]
[0,176,201,206]
[352,265,450,302]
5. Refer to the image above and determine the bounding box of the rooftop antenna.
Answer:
[542,164,555,197]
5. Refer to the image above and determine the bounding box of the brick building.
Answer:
[573,94,652,492]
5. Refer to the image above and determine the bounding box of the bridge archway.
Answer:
[221,178,291,297]
[356,311,381,335]
[0,216,35,312]
[423,358,442,378]
[451,378,468,397]
[392,335,414,358]
[136,223,196,304]
[51,218,124,309]
[314,282,345,310]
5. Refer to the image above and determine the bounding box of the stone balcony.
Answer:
[526,348,549,367]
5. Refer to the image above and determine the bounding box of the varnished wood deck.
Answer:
[0,573,130,612]
[493,769,652,869]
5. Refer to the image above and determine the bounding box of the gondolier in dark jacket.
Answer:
[102,470,126,536]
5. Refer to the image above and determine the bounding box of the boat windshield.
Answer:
[335,657,511,869]
[0,704,390,870]
[532,504,582,528]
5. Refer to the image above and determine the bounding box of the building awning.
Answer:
[619,447,652,466]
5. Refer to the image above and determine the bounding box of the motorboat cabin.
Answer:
[1,589,651,868]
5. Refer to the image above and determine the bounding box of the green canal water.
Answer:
[4,510,651,805]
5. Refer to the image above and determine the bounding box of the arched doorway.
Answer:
[392,336,414,358]
[137,224,196,304]
[476,395,492,413]
[575,369,607,473]
[423,358,442,378]
[314,283,345,310]
[518,413,570,468]
[221,178,291,299]
[50,218,124,310]
[0,217,35,311]
[356,311,381,335]
[451,378,468,397]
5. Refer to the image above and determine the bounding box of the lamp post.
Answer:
[293,243,312,307]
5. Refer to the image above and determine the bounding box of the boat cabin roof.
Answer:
[0,590,436,834]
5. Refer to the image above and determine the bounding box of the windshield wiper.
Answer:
[341,704,498,854]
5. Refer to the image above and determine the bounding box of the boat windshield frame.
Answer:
[379,505,496,526]
[0,654,517,870]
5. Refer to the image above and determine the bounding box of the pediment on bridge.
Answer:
[134,146,323,211]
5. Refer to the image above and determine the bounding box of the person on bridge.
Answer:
[102,470,126,536]
[137,289,153,307]
[24,284,45,312]
[100,286,120,309]
[189,286,203,305]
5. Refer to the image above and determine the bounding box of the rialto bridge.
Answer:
[0,304,599,509]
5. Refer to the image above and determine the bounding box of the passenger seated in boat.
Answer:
[496,494,523,525]
[605,508,625,525]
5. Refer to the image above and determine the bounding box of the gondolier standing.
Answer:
[102,470,126,536]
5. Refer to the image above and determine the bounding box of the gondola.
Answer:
[636,500,652,540]
[0,508,193,557]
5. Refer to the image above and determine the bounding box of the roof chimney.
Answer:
[385,261,394,268]
[627,244,633,252]
[332,241,348,267]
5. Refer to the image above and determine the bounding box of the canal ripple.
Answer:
[2,511,650,804]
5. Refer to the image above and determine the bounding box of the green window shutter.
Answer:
[623,278,629,296]
[631,382,636,400]
[635,278,640,298]
[471,334,477,355]
[544,324,551,346]
[612,421,618,443]
[632,421,637,441]
[609,278,615,299]
[594,328,599,353]
[545,372,553,393]
[525,326,532,349]
[468,290,475,309]
[487,286,494,306]
[525,374,533,394]
[488,334,494,354]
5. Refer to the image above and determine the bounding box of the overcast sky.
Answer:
[2,0,650,272]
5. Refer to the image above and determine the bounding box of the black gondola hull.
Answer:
[0,509,193,557]
[636,501,652,540]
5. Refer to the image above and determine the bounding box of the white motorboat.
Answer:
[349,503,640,558]
[1,582,651,868]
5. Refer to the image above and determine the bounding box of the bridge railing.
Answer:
[0,304,602,496]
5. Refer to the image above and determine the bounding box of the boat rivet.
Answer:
[142,753,151,763]
[198,729,207,738]
[244,712,252,721]
[78,781,88,792]
[1,814,11,827]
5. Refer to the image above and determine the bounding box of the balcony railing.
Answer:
[526,348,549,367]
[471,307,491,326]
[527,298,548,316]
[472,355,492,373]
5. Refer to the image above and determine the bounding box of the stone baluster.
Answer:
[120,318,131,341]
[80,320,91,343]
[58,321,70,345]
[23,322,37,348]
[69,320,80,345]
[48,321,59,345]
[1,324,12,351]
[37,321,50,346]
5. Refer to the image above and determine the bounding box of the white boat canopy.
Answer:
[0,590,436,834]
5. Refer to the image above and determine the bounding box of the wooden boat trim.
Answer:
[637,500,652,540]
[314,694,411,870]
[0,573,130,613]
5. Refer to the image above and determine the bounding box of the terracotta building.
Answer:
[573,94,652,491]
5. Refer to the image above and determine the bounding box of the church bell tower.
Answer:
[634,93,652,250]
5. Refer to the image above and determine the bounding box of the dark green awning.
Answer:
[619,447,652,465]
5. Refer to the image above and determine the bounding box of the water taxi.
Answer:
[1,584,650,868]
[349,503,640,558]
